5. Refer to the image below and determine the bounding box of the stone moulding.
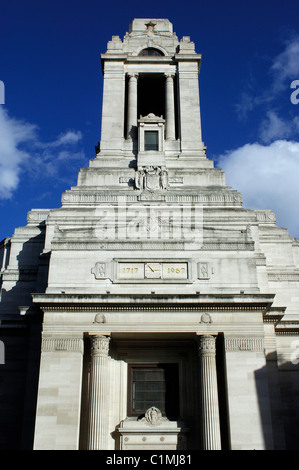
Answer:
[268,272,299,282]
[224,337,264,352]
[34,295,273,306]
[50,241,254,251]
[41,337,84,353]
[60,191,243,205]
[51,241,186,250]
[255,210,276,222]
[275,321,299,335]
[40,305,268,312]
[27,209,51,223]
[1,268,38,282]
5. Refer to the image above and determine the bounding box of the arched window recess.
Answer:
[138,48,164,57]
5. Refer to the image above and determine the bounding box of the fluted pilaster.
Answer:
[165,73,176,140]
[198,335,221,450]
[127,73,138,138]
[87,335,110,450]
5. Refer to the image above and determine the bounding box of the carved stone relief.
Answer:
[198,262,210,279]
[135,166,168,191]
[141,407,168,425]
[93,313,106,324]
[91,262,107,279]
[200,313,212,324]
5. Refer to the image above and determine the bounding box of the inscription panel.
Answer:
[162,263,188,279]
[118,263,144,279]
[116,262,188,281]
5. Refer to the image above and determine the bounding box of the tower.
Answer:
[1,19,299,451]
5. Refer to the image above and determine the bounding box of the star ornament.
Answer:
[145,21,156,29]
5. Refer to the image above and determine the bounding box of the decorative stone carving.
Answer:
[60,191,243,205]
[142,407,167,425]
[198,334,216,356]
[145,20,156,32]
[268,272,299,282]
[27,209,50,224]
[41,337,84,353]
[90,335,110,357]
[198,262,209,279]
[256,210,276,222]
[93,313,106,324]
[53,241,185,251]
[200,313,212,324]
[169,177,184,184]
[91,262,107,279]
[135,166,168,191]
[224,337,264,352]
[117,414,188,450]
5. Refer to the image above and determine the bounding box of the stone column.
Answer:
[165,73,176,140]
[198,335,221,450]
[87,335,110,450]
[127,73,138,139]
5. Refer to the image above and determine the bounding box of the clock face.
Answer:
[144,262,162,278]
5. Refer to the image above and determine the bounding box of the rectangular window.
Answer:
[128,363,179,419]
[144,131,159,151]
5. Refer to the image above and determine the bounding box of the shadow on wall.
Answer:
[0,226,49,312]
[0,226,49,449]
[255,353,299,450]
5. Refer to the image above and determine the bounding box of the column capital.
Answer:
[164,72,175,79]
[90,335,110,357]
[127,72,139,80]
[198,335,216,356]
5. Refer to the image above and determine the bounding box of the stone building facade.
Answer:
[0,18,299,450]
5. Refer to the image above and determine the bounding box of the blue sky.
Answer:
[1,0,299,240]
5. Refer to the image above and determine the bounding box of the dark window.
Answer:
[145,131,158,151]
[137,74,165,119]
[138,48,164,56]
[128,363,179,419]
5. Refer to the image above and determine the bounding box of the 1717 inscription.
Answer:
[117,262,188,280]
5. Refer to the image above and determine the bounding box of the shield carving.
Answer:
[144,167,161,191]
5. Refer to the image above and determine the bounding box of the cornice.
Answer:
[32,292,274,312]
[275,321,299,335]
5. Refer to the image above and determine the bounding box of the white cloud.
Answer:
[236,36,299,120]
[0,107,84,199]
[34,130,83,149]
[54,130,82,146]
[259,111,299,143]
[271,37,299,92]
[0,107,36,198]
[218,140,299,239]
[229,37,299,239]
